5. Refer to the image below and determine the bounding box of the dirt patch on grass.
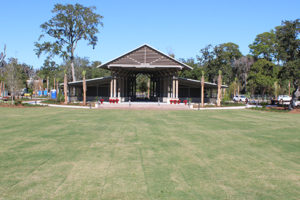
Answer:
[289,108,300,114]
[0,103,46,108]
[267,106,287,110]
[266,106,300,114]
[0,104,24,108]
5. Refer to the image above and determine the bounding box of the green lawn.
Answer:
[0,108,299,199]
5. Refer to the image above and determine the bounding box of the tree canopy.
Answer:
[249,30,277,62]
[247,59,278,95]
[275,19,300,63]
[197,43,242,84]
[34,3,103,82]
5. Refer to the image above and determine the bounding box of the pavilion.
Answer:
[68,44,227,103]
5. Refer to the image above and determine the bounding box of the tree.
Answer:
[197,43,242,84]
[247,59,278,96]
[275,19,300,109]
[275,19,300,63]
[34,3,103,82]
[136,74,148,93]
[37,60,59,90]
[178,58,203,80]
[60,57,109,80]
[279,59,300,109]
[232,55,255,93]
[0,45,7,95]
[249,30,277,62]
[89,61,110,78]
[4,58,25,103]
[0,45,6,68]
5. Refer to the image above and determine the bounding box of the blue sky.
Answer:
[0,0,299,68]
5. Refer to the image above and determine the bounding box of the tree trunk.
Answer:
[0,81,2,97]
[11,88,14,105]
[64,73,68,104]
[217,74,222,107]
[56,80,59,95]
[54,77,56,90]
[71,59,76,82]
[201,75,204,108]
[288,81,291,96]
[46,77,49,93]
[83,75,86,106]
[289,84,299,110]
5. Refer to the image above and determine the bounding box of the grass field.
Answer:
[0,108,299,199]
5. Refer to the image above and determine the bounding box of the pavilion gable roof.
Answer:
[99,44,192,70]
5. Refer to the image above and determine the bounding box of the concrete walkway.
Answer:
[95,102,190,110]
[26,101,91,109]
[191,105,261,110]
[26,100,260,110]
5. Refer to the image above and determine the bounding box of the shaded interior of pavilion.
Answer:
[68,76,227,104]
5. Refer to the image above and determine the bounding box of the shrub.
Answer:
[260,102,268,108]
[57,93,64,102]
[14,100,22,106]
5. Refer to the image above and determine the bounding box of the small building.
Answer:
[68,44,227,103]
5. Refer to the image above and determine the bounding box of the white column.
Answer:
[110,79,113,98]
[167,77,171,98]
[172,77,175,98]
[117,78,121,98]
[113,77,117,98]
[176,78,179,98]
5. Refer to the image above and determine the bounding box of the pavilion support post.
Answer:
[160,77,163,99]
[134,75,136,98]
[163,78,167,98]
[120,77,124,98]
[117,78,121,98]
[147,78,150,99]
[175,78,179,99]
[201,73,205,108]
[168,77,171,98]
[217,71,222,107]
[172,77,175,98]
[82,72,86,106]
[96,84,99,97]
[124,77,127,98]
[113,77,117,98]
[110,78,113,98]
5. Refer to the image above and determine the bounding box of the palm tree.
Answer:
[64,71,68,104]
[217,70,222,107]
[201,71,205,108]
[82,70,86,105]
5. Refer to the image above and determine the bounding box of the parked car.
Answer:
[233,95,247,102]
[277,95,292,102]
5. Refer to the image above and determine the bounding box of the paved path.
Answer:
[191,105,261,110]
[26,101,260,110]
